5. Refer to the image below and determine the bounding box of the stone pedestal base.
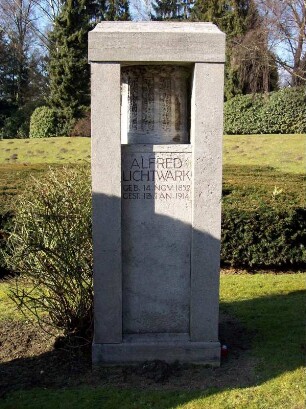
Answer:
[92,334,220,366]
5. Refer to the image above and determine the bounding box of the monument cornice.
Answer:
[88,22,226,63]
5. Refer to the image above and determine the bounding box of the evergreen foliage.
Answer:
[192,0,248,38]
[224,87,306,135]
[0,104,34,139]
[152,0,193,20]
[103,0,130,20]
[0,29,17,110]
[47,0,91,133]
[0,27,46,138]
[29,107,58,138]
[47,0,130,135]
[88,0,130,22]
[222,206,306,267]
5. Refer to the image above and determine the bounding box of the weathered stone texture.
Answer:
[90,22,225,365]
[121,65,191,144]
[88,22,226,63]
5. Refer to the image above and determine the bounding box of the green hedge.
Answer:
[221,207,306,268]
[3,204,304,271]
[224,87,306,135]
[29,106,58,138]
[29,106,75,138]
[1,165,305,273]
[221,165,305,268]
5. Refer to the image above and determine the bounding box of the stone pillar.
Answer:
[91,62,122,344]
[190,63,224,342]
[89,22,225,366]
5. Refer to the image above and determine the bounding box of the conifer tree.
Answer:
[152,0,181,20]
[89,0,130,22]
[47,0,91,133]
[47,0,130,134]
[104,0,130,20]
[152,0,193,20]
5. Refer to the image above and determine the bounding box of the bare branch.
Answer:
[256,0,306,85]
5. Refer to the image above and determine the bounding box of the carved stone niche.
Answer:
[121,65,191,144]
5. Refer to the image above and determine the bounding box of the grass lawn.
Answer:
[0,137,90,165]
[0,273,305,408]
[0,279,23,321]
[223,134,305,174]
[0,134,305,173]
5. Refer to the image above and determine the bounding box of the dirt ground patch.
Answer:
[0,312,256,397]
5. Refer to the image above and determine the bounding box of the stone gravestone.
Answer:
[89,22,225,366]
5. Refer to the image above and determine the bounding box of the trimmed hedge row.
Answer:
[221,165,305,268]
[1,165,305,272]
[221,207,306,268]
[3,204,304,271]
[224,87,306,135]
[29,88,305,138]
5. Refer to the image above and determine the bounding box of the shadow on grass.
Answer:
[0,289,304,408]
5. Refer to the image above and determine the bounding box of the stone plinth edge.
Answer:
[122,144,192,153]
[92,340,221,366]
[88,22,225,63]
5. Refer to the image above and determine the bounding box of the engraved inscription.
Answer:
[122,152,192,202]
[159,78,171,132]
[129,77,138,131]
[121,65,191,144]
[142,76,154,132]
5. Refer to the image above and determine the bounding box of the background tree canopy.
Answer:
[0,0,304,138]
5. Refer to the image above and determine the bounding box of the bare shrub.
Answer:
[69,111,91,137]
[5,166,93,338]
